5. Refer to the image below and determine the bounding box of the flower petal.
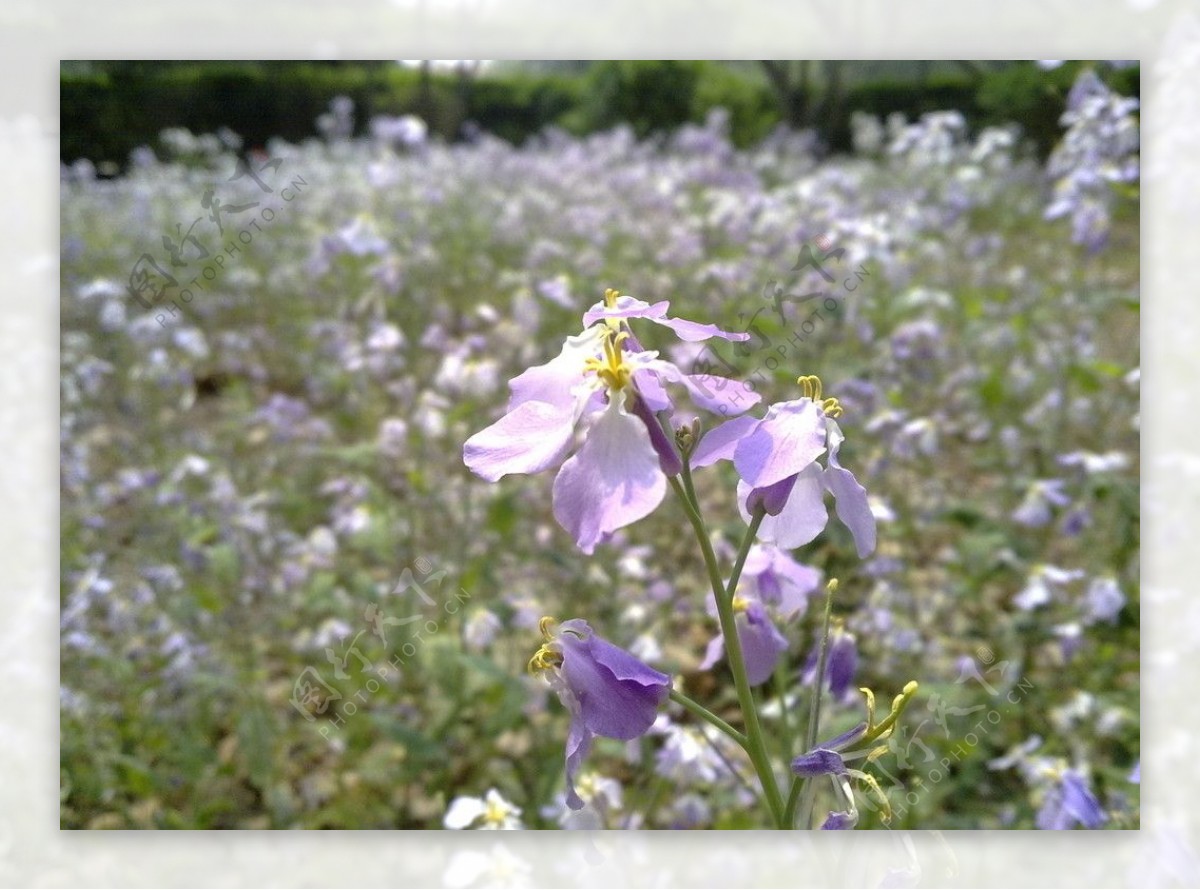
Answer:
[564,717,593,810]
[741,465,828,549]
[463,400,576,482]
[582,294,750,342]
[824,420,876,557]
[691,415,757,468]
[642,358,759,415]
[649,315,750,343]
[734,399,827,490]
[627,389,682,476]
[699,632,725,672]
[791,749,848,777]
[443,795,487,829]
[738,602,789,686]
[552,398,667,553]
[560,633,670,740]
[581,294,670,327]
[507,328,601,413]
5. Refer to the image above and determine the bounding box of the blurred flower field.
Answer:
[60,72,1139,830]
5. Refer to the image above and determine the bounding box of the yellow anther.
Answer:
[539,616,557,641]
[731,595,751,614]
[827,578,839,594]
[604,287,620,308]
[797,375,845,417]
[796,374,823,401]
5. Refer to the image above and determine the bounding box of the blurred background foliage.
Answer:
[60,59,1139,168]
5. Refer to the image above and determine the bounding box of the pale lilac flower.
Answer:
[1012,479,1072,527]
[802,624,858,701]
[1083,576,1125,624]
[693,377,875,556]
[1014,564,1085,611]
[529,618,670,808]
[740,545,822,618]
[699,589,789,686]
[464,289,756,553]
[1036,769,1106,830]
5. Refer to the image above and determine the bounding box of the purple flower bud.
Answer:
[791,748,847,777]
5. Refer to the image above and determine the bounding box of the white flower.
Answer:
[443,788,523,830]
[463,609,503,652]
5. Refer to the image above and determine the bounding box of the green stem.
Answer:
[783,776,803,828]
[668,689,747,749]
[670,471,786,828]
[804,581,836,755]
[795,579,836,829]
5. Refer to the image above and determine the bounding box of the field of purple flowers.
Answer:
[60,70,1139,830]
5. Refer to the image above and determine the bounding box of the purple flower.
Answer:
[694,376,876,556]
[802,624,858,701]
[1036,769,1106,830]
[464,289,757,553]
[741,545,822,618]
[788,722,882,830]
[529,618,671,809]
[699,592,789,686]
[1011,479,1072,527]
[1082,576,1125,624]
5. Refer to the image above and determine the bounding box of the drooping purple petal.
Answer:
[827,631,858,700]
[741,465,828,549]
[1060,770,1106,828]
[627,390,682,477]
[552,399,667,554]
[791,748,848,777]
[559,633,670,741]
[691,415,757,468]
[734,399,826,490]
[463,400,576,482]
[738,602,789,686]
[824,420,876,557]
[564,716,593,810]
[746,474,797,517]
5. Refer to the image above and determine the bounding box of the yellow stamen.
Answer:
[731,594,751,614]
[583,329,633,392]
[527,644,562,674]
[539,616,557,641]
[604,287,620,308]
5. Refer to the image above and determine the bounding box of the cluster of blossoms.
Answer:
[1045,67,1140,252]
[462,288,897,825]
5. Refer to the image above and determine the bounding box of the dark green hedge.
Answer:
[60,61,1139,170]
